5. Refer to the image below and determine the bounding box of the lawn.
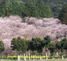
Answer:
[0,59,67,61]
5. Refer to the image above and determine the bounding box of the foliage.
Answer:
[0,0,12,16]
[22,0,67,17]
[11,37,28,54]
[44,36,52,47]
[56,41,61,49]
[1,0,67,18]
[0,0,25,17]
[0,0,53,18]
[58,3,67,24]
[48,42,56,56]
[5,55,51,59]
[10,36,67,56]
[22,3,39,17]
[60,38,67,49]
[35,0,53,17]
[29,37,44,54]
[11,1,25,17]
[56,38,67,53]
[0,41,4,53]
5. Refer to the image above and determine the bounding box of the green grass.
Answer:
[0,59,67,61]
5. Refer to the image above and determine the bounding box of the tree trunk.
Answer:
[40,55,41,60]
[62,55,64,60]
[17,55,20,61]
[46,53,48,60]
[33,55,34,60]
[29,50,30,60]
[24,54,26,61]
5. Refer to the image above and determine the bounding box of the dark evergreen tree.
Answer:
[60,38,67,50]
[44,36,52,47]
[11,1,25,17]
[35,0,53,17]
[48,42,56,56]
[43,36,52,55]
[59,3,67,24]
[2,0,12,16]
[30,37,44,54]
[0,0,53,18]
[56,41,61,52]
[11,37,28,54]
[0,41,4,53]
[22,2,39,17]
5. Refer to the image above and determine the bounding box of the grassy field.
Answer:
[0,59,67,61]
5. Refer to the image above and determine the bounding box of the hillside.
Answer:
[0,0,67,17]
[0,0,53,18]
[0,0,3,1]
[22,0,67,3]
[21,0,67,17]
[0,15,67,49]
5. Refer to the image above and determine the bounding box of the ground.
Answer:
[0,59,67,61]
